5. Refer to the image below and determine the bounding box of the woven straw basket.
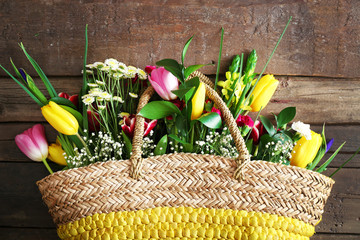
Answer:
[37,72,334,240]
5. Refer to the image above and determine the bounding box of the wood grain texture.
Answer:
[0,0,360,77]
[0,0,359,238]
[1,76,360,123]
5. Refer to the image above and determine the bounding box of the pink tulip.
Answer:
[148,67,179,101]
[15,124,48,162]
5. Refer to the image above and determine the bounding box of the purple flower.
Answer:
[326,138,334,153]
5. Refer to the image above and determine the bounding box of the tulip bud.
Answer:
[41,101,79,135]
[250,74,279,112]
[191,82,206,120]
[290,131,322,168]
[148,67,179,101]
[15,124,48,162]
[48,142,67,166]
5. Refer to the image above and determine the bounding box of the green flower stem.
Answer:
[76,132,92,157]
[214,27,224,91]
[245,17,292,105]
[42,158,53,174]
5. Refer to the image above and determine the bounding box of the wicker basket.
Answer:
[37,72,334,240]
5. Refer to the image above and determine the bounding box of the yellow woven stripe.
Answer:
[57,207,315,240]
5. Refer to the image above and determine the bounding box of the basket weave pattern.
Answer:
[57,207,315,240]
[37,153,334,227]
[37,72,334,239]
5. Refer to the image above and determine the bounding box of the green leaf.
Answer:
[277,107,296,129]
[19,43,57,98]
[182,36,193,65]
[154,135,168,155]
[0,64,44,107]
[184,64,209,79]
[316,142,346,173]
[156,59,183,82]
[26,74,48,105]
[196,112,222,129]
[10,58,27,85]
[246,139,253,155]
[50,96,77,110]
[183,77,200,102]
[172,87,195,100]
[260,115,276,136]
[138,101,181,120]
[68,134,84,150]
[122,131,132,159]
[168,134,193,152]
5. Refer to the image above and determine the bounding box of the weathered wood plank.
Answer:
[313,234,360,240]
[0,0,359,78]
[1,76,360,124]
[1,163,359,234]
[317,168,360,234]
[0,228,58,240]
[0,228,358,240]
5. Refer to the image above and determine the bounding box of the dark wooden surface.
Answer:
[1,0,359,239]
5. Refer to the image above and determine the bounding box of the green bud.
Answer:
[229,55,241,73]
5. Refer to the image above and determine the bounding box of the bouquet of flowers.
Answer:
[1,22,356,239]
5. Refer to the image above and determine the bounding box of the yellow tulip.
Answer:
[191,82,206,120]
[41,101,79,135]
[250,75,279,112]
[290,131,322,168]
[48,142,67,166]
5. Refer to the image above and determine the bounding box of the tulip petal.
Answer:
[144,119,157,137]
[149,77,170,101]
[162,70,179,99]
[31,124,48,159]
[15,134,43,162]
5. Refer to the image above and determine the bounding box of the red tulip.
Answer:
[58,92,79,107]
[87,111,101,132]
[121,114,157,139]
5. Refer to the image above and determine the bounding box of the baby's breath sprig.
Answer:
[65,131,125,168]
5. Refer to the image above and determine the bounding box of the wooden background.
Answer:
[1,0,359,239]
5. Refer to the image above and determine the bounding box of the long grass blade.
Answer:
[329,146,360,178]
[19,43,57,98]
[244,16,292,106]
[0,64,44,106]
[214,27,224,91]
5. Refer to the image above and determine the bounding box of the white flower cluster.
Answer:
[65,131,124,168]
[291,121,312,140]
[195,128,239,158]
[141,130,156,158]
[86,58,147,80]
[82,84,124,106]
[264,140,294,164]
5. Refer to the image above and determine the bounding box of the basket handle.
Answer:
[130,71,250,180]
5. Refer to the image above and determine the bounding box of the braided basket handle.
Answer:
[130,71,250,180]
